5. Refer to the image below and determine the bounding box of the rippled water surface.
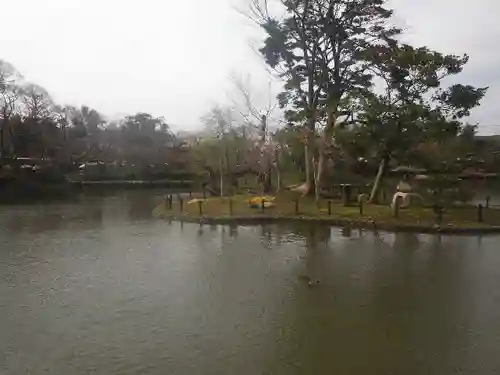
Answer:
[1,190,500,374]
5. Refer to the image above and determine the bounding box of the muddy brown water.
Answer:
[1,190,500,374]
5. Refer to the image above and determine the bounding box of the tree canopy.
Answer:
[250,0,488,199]
[0,60,178,167]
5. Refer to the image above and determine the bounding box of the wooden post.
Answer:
[229,199,233,215]
[294,198,299,214]
[359,198,364,216]
[392,196,400,218]
[486,196,491,209]
[436,206,443,224]
[179,198,184,212]
[189,190,193,198]
[198,200,203,215]
[327,200,332,215]
[261,199,265,213]
[342,185,351,206]
[168,195,173,210]
[478,204,483,223]
[165,195,169,209]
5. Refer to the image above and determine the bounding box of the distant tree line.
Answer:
[4,0,500,196]
[0,60,179,172]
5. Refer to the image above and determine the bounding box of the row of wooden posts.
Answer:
[165,193,491,223]
[391,196,489,223]
[165,193,386,219]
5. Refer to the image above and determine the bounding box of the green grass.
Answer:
[153,191,500,233]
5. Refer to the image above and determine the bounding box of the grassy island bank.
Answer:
[153,193,500,235]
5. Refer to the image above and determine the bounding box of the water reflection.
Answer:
[341,226,352,238]
[1,196,500,375]
[1,190,165,235]
[261,225,483,374]
[2,202,104,234]
[229,224,238,238]
[126,192,159,221]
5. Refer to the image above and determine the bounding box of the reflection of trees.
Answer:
[259,223,340,374]
[363,235,471,373]
[5,204,103,233]
[391,233,420,252]
[259,225,474,374]
[229,224,238,238]
[126,193,157,221]
[259,224,273,249]
[273,221,331,243]
[302,225,332,283]
[123,190,167,221]
[273,223,285,246]
[341,226,352,238]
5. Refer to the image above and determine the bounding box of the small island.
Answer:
[153,189,500,234]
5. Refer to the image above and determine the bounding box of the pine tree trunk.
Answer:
[302,141,315,195]
[369,156,389,204]
[314,152,326,202]
[314,109,336,202]
[291,117,316,196]
[304,141,312,184]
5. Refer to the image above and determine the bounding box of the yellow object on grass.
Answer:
[248,196,275,208]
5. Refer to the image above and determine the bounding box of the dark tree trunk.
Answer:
[369,155,390,204]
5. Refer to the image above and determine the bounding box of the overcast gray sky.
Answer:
[1,0,497,133]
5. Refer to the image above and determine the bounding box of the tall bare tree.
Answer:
[20,83,54,120]
[0,60,23,158]
[229,73,284,193]
[200,105,238,196]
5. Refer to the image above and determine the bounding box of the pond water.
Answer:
[1,190,500,374]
